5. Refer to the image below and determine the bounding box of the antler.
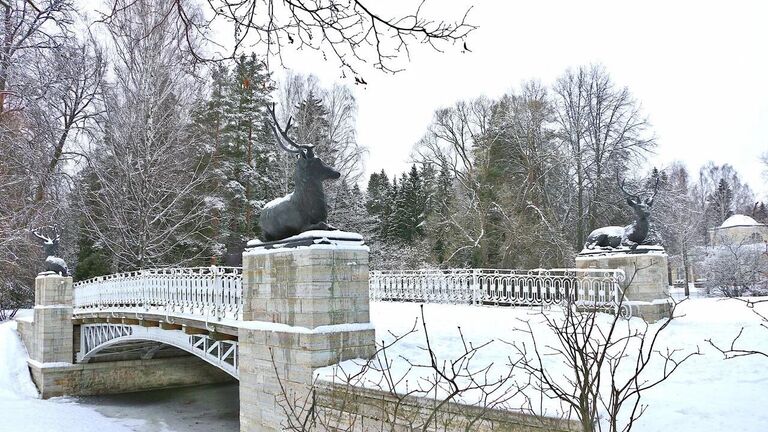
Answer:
[646,175,660,206]
[616,172,640,203]
[31,228,53,244]
[266,103,315,155]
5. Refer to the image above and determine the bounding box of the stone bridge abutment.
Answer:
[18,239,377,432]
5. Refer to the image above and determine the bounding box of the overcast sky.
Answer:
[273,0,768,197]
[80,0,768,196]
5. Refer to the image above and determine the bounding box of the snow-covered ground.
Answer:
[0,316,238,432]
[3,298,768,431]
[319,298,768,432]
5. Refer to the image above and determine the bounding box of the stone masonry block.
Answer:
[32,274,73,364]
[576,251,669,302]
[35,274,73,306]
[240,243,375,431]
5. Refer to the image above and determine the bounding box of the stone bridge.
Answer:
[19,237,377,431]
[17,233,649,431]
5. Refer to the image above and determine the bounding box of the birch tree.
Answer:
[78,0,210,271]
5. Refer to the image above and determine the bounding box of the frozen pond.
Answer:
[73,383,239,432]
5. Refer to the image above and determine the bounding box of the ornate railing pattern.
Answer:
[370,268,627,313]
[73,266,243,321]
[78,323,239,378]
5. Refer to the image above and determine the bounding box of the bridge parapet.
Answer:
[73,266,243,321]
[370,268,629,315]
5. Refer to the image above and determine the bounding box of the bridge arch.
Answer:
[78,324,239,379]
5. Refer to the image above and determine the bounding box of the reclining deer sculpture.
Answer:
[260,104,341,242]
[584,175,660,251]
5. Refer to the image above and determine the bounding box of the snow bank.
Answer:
[0,321,143,432]
[0,321,38,399]
[317,298,768,432]
[720,214,763,228]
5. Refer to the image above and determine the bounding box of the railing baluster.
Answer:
[366,268,628,317]
[72,266,244,322]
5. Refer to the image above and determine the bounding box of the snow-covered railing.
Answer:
[73,266,243,321]
[369,268,626,310]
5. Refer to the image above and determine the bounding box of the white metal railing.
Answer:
[73,266,243,321]
[369,268,627,312]
[78,323,239,378]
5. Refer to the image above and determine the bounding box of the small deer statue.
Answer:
[584,175,660,251]
[32,225,69,276]
[260,104,341,242]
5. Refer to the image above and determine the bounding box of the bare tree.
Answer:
[708,298,768,360]
[553,65,655,249]
[97,0,476,76]
[1,0,74,115]
[703,238,768,297]
[507,271,699,432]
[653,163,705,295]
[274,305,528,431]
[77,0,211,270]
[412,96,496,265]
[0,0,92,315]
[694,163,755,218]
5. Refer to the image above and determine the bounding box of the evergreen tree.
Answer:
[329,181,373,235]
[707,178,734,228]
[294,90,331,147]
[365,170,391,217]
[429,164,455,264]
[753,202,768,224]
[193,54,276,262]
[73,235,111,281]
[402,165,426,241]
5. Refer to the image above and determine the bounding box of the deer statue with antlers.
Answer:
[583,174,660,251]
[260,104,341,242]
[31,225,69,276]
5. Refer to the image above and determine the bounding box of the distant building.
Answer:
[670,214,768,288]
[708,214,768,246]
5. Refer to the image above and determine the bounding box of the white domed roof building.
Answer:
[708,214,768,246]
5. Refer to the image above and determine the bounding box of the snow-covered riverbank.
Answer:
[0,318,238,432]
[3,298,768,431]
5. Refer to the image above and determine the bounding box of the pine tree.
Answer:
[294,90,331,147]
[707,178,734,228]
[753,202,768,224]
[402,165,426,241]
[73,235,111,281]
[192,54,276,263]
[429,164,455,264]
[330,181,372,235]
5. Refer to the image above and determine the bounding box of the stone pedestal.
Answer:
[31,273,74,364]
[239,233,376,432]
[576,247,672,322]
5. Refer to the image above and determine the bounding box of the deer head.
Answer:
[266,103,340,182]
[618,173,660,220]
[32,225,60,257]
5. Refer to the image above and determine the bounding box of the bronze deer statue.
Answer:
[32,225,69,276]
[260,104,341,242]
[584,175,660,251]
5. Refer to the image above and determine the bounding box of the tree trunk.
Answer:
[682,247,690,297]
